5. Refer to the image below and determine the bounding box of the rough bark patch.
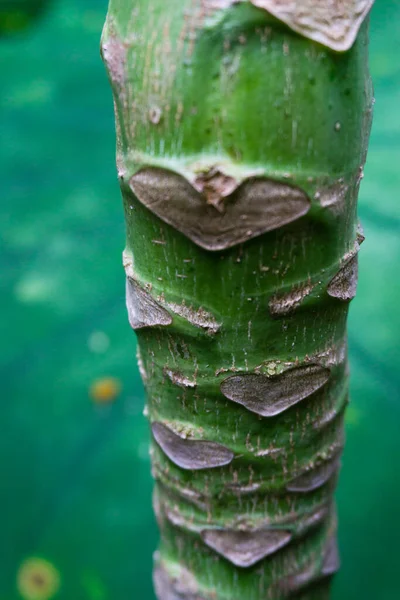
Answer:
[167,302,220,334]
[101,32,127,101]
[316,180,349,216]
[313,340,347,368]
[313,405,343,430]
[201,528,292,567]
[296,504,331,534]
[153,564,204,600]
[287,458,340,493]
[250,1,374,51]
[152,422,234,470]
[322,536,340,576]
[327,255,358,301]
[193,168,239,211]
[220,364,330,417]
[164,368,197,388]
[280,560,318,595]
[269,281,315,317]
[202,0,235,10]
[130,167,310,251]
[136,347,148,382]
[126,277,172,330]
[357,221,366,245]
[225,481,262,494]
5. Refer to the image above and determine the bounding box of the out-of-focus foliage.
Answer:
[0,0,399,599]
[0,1,49,34]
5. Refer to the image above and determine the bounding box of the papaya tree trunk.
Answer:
[101,2,374,598]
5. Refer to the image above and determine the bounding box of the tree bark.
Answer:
[101,1,374,598]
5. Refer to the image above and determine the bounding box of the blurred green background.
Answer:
[1,0,399,598]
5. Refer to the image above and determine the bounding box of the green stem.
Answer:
[102,2,373,598]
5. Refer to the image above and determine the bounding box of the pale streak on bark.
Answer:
[202,0,237,11]
[312,340,348,369]
[225,481,262,494]
[136,347,148,382]
[101,31,127,98]
[166,301,221,334]
[164,368,197,388]
[279,550,327,596]
[278,530,339,596]
[327,223,365,301]
[286,456,340,493]
[294,504,331,536]
[327,255,359,301]
[322,536,340,576]
[153,563,205,600]
[316,179,349,216]
[269,280,315,317]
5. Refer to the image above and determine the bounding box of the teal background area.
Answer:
[0,1,399,598]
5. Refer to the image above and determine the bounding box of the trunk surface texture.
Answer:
[101,1,374,598]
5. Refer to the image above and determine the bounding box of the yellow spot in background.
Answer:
[90,377,121,404]
[17,558,60,600]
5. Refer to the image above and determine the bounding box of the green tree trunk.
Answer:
[101,2,374,598]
